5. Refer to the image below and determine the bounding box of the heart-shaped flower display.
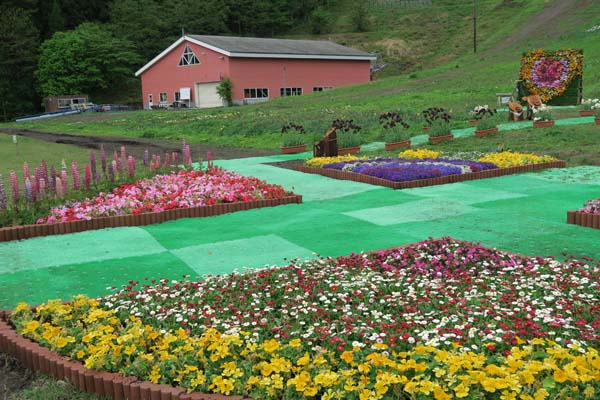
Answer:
[531,58,569,88]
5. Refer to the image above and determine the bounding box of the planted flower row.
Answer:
[8,238,600,399]
[36,168,294,224]
[304,151,558,183]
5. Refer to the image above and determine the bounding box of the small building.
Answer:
[44,95,89,112]
[135,35,376,109]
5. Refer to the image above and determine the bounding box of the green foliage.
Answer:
[350,1,370,32]
[0,5,39,121]
[428,119,452,138]
[281,122,306,146]
[47,0,66,34]
[309,8,333,34]
[476,111,501,130]
[217,78,233,105]
[36,23,141,100]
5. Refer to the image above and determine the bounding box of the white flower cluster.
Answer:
[470,105,490,115]
[587,24,600,33]
[581,98,600,109]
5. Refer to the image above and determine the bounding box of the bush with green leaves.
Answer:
[379,112,411,143]
[475,109,500,130]
[331,119,362,148]
[422,107,451,126]
[280,122,306,147]
[428,119,452,137]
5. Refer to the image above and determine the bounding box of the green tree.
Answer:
[309,8,333,34]
[0,5,39,121]
[47,0,66,33]
[216,78,233,105]
[36,23,141,102]
[351,1,370,32]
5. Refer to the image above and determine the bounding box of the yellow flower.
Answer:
[297,352,310,366]
[210,376,234,395]
[399,148,441,159]
[454,383,469,398]
[553,368,568,383]
[148,365,161,384]
[289,338,301,347]
[262,338,280,353]
[55,336,74,348]
[14,302,30,313]
[533,388,549,400]
[434,386,452,400]
[21,320,40,335]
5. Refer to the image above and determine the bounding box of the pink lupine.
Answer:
[0,175,7,211]
[33,167,41,198]
[110,160,117,183]
[85,164,92,191]
[100,144,107,175]
[55,177,64,199]
[71,161,80,190]
[184,145,191,166]
[39,178,46,199]
[9,171,19,202]
[120,146,127,170]
[23,162,30,184]
[164,152,170,168]
[49,166,56,193]
[127,156,135,178]
[40,160,48,185]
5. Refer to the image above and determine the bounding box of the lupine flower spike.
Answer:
[85,164,92,191]
[90,151,97,183]
[0,176,7,211]
[127,156,135,178]
[9,171,19,202]
[71,161,80,190]
[100,145,107,175]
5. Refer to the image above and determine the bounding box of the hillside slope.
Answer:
[6,0,600,147]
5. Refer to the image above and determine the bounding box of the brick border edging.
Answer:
[296,161,566,190]
[0,195,303,243]
[567,210,600,230]
[0,313,250,400]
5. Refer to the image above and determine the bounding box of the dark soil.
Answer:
[263,159,304,171]
[0,353,35,400]
[0,128,278,161]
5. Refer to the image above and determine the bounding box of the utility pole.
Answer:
[473,0,477,53]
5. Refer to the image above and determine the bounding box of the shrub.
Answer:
[331,118,362,148]
[428,119,452,137]
[476,109,500,130]
[379,111,410,143]
[281,122,306,147]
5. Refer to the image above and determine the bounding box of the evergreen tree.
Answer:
[0,5,40,121]
[47,0,66,34]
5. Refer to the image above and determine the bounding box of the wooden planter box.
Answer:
[428,134,454,144]
[384,140,411,151]
[595,117,600,125]
[475,127,499,138]
[579,110,595,117]
[338,146,361,155]
[297,160,566,190]
[0,195,303,243]
[567,210,600,229]
[533,120,555,128]
[280,144,307,154]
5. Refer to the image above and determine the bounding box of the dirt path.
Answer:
[0,128,278,160]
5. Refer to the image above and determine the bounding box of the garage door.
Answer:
[195,82,223,108]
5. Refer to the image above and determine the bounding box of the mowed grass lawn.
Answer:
[0,134,91,190]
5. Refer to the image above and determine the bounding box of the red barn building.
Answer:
[135,35,376,109]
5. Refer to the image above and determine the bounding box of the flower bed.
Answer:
[298,152,565,189]
[0,168,301,242]
[567,197,600,229]
[4,238,600,399]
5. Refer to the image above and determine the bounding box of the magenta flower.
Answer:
[9,171,19,202]
[0,175,7,211]
[22,162,30,183]
[71,161,80,191]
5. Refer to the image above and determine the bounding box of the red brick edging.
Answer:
[567,210,600,230]
[0,312,249,400]
[0,195,303,243]
[297,161,566,190]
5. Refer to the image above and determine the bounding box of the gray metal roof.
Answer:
[187,35,375,58]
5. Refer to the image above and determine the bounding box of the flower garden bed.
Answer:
[567,198,600,229]
[0,168,301,242]
[2,237,600,399]
[297,154,566,190]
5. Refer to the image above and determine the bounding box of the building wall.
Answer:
[228,58,371,103]
[139,39,372,109]
[139,41,230,109]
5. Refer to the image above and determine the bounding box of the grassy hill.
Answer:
[4,0,600,152]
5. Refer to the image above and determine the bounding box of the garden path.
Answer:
[0,151,599,309]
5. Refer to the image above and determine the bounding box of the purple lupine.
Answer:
[9,171,19,202]
[127,156,135,178]
[0,176,7,211]
[55,177,64,199]
[85,164,91,191]
[100,144,107,175]
[109,160,116,183]
[143,149,149,166]
[90,151,97,182]
[71,161,80,190]
[24,178,33,203]
[95,171,101,183]
[49,166,56,193]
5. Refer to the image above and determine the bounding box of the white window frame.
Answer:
[178,44,200,66]
[148,94,153,104]
[244,88,269,99]
[313,86,333,92]
[280,87,303,97]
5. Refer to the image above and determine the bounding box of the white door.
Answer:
[194,82,223,108]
